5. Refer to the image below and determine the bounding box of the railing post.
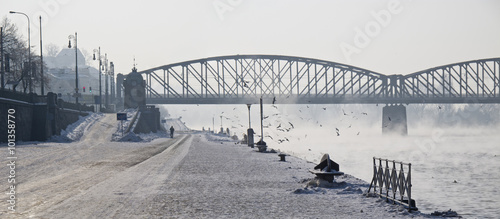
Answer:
[400,162,405,204]
[378,159,383,196]
[385,159,389,201]
[408,163,412,208]
[368,157,376,193]
[392,161,397,204]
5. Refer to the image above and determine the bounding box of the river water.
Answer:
[162,104,500,218]
[275,128,500,218]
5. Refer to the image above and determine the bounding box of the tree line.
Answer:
[1,17,49,94]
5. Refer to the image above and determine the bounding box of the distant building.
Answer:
[44,48,104,104]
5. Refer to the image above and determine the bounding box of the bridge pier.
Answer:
[382,104,407,135]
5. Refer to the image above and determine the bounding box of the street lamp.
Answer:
[110,61,115,105]
[39,16,44,95]
[104,53,109,109]
[9,11,32,93]
[93,47,102,112]
[221,115,227,134]
[68,32,78,105]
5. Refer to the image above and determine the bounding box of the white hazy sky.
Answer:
[2,0,499,75]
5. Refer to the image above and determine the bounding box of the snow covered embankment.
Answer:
[49,113,104,142]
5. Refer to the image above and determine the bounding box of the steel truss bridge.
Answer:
[134,55,500,104]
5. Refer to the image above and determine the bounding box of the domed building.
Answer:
[44,48,109,106]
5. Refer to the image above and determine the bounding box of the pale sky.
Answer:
[2,0,499,75]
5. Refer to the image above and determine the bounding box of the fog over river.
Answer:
[161,103,500,218]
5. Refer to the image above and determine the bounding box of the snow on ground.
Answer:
[49,113,104,142]
[164,117,191,132]
[161,104,499,218]
[1,110,439,218]
[145,132,429,218]
[106,108,170,142]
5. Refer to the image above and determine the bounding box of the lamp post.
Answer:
[220,115,223,134]
[104,53,109,109]
[68,32,78,105]
[9,11,32,93]
[256,97,266,152]
[39,16,44,95]
[110,61,115,105]
[93,47,102,112]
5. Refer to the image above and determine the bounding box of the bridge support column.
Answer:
[382,105,407,135]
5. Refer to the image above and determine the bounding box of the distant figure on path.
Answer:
[170,126,175,138]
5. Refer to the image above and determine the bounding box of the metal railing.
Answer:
[125,108,140,133]
[57,99,94,112]
[367,157,417,211]
[0,89,46,103]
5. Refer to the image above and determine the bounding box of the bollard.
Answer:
[278,153,287,162]
[247,128,254,148]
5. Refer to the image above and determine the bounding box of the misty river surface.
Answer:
[162,104,500,218]
[279,130,500,218]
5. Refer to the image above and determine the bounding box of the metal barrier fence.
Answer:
[0,89,46,103]
[367,157,417,211]
[0,89,94,112]
[57,99,94,112]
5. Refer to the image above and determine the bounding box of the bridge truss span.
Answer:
[139,55,388,104]
[135,55,500,104]
[402,58,500,103]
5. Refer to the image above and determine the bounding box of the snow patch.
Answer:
[49,113,104,142]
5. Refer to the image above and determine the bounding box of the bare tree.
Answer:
[81,48,92,66]
[45,43,60,57]
[1,17,28,92]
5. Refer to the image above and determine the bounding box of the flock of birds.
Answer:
[209,100,376,146]
[179,102,453,149]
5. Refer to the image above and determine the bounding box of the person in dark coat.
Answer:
[170,126,175,138]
